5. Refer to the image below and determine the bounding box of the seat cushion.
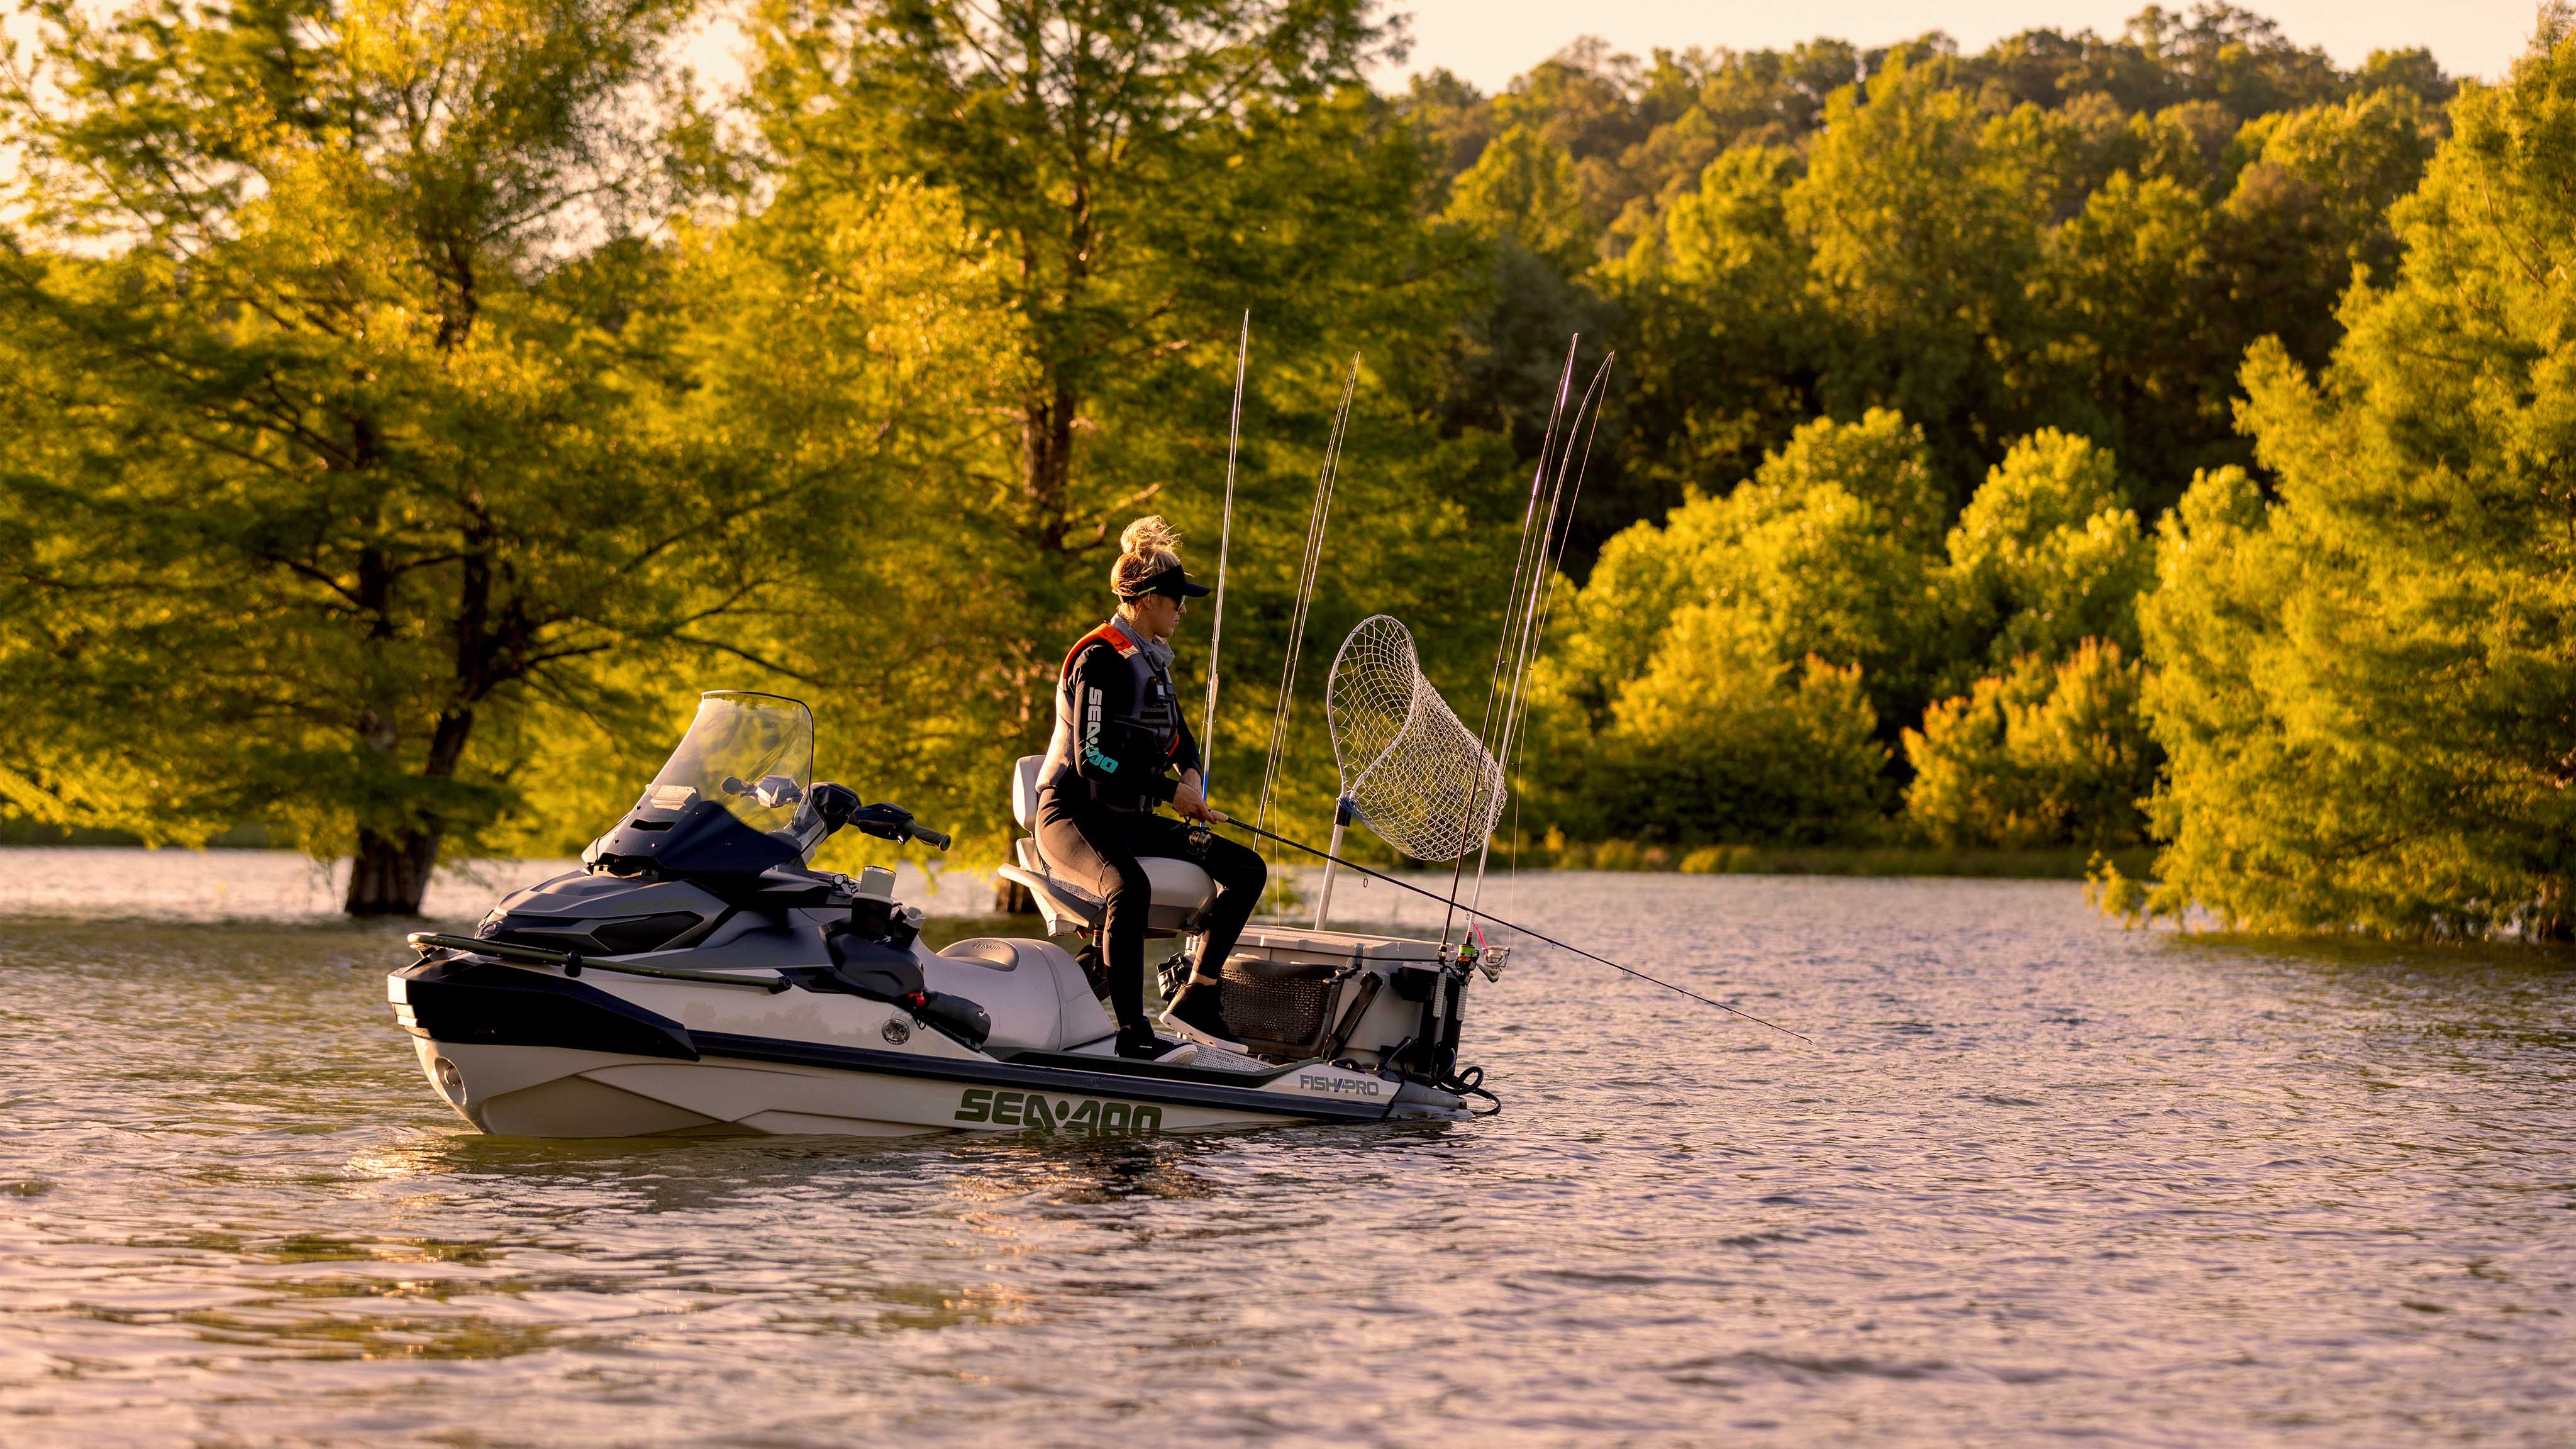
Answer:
[1021,829,1216,927]
[1045,856,1213,929]
[922,937,1113,1053]
[1139,856,1217,916]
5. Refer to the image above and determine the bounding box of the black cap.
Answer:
[1123,564,1211,600]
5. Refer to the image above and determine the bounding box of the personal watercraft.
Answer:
[389,691,1492,1138]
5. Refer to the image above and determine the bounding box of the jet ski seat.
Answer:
[992,754,1216,938]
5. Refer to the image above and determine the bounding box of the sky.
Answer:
[4,3,2533,105]
[1373,0,2541,90]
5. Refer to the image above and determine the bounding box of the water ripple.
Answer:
[1,866,2572,1445]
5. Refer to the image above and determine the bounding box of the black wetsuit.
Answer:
[1034,617,1265,1034]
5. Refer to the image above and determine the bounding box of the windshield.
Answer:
[589,692,818,878]
[642,692,815,836]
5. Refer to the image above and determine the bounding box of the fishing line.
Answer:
[1218,816,1814,1046]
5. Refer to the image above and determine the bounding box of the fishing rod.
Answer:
[1441,336,1582,950]
[1253,354,1360,866]
[1478,352,1615,916]
[1200,311,1248,797]
[1213,814,1814,1046]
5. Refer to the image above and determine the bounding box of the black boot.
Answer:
[1165,973,1230,1041]
[1115,1022,1197,1063]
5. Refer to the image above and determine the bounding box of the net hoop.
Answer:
[1324,616,1506,862]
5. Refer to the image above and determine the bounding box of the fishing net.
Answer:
[1324,616,1506,862]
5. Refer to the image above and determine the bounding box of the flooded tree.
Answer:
[0,0,992,911]
[2114,18,2576,937]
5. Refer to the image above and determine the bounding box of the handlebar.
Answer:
[812,786,950,853]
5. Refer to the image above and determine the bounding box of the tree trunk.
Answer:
[1021,380,1080,550]
[345,826,442,915]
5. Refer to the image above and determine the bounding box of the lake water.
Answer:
[1,848,2570,1446]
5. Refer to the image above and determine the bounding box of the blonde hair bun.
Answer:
[1120,516,1182,557]
[1111,515,1186,597]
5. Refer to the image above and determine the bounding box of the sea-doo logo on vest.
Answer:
[955,1088,1165,1135]
[1297,1074,1382,1097]
[1082,690,1116,774]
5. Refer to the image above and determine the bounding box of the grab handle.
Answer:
[406,932,791,994]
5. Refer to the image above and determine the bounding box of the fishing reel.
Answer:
[1446,931,1511,983]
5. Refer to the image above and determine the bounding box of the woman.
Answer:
[1036,517,1268,1060]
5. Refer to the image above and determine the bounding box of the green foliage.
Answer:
[1941,429,2153,684]
[1539,410,1945,741]
[2132,21,2576,937]
[1604,144,1818,509]
[1540,414,2155,851]
[0,0,789,909]
[637,170,1038,860]
[1904,640,2155,849]
[743,0,1521,862]
[749,0,1427,555]
[1584,607,1889,845]
[0,0,2539,933]
[1477,6,2459,551]
[1789,58,2060,489]
[1443,123,1592,269]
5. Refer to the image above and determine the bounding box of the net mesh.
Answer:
[1324,616,1505,862]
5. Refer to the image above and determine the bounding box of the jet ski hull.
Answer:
[391,957,1460,1139]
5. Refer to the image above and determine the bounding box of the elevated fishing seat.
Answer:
[993,755,1216,939]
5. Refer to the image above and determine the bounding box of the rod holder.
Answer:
[1312,796,1355,930]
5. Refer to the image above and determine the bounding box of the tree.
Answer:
[1905,639,2154,848]
[1787,56,2062,494]
[1585,606,1889,845]
[627,174,1036,859]
[2030,172,2230,501]
[0,0,991,911]
[1528,408,1946,840]
[1443,123,1592,270]
[1604,143,1819,528]
[1540,408,1946,731]
[1939,428,2152,688]
[748,0,1412,558]
[745,1,1526,856]
[2119,18,2576,936]
[2212,85,2441,372]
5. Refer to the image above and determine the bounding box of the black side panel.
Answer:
[809,933,926,1001]
[586,911,707,955]
[399,960,701,1061]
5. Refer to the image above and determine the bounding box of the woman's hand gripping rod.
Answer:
[1213,816,1813,1046]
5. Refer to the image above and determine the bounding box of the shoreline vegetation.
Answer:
[2,0,2568,940]
[0,820,2150,887]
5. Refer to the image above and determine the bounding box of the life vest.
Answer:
[1039,619,1184,811]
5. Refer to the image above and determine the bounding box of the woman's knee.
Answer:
[1109,859,1153,901]
[1216,842,1267,892]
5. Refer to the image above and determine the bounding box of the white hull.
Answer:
[410,1036,1318,1139]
